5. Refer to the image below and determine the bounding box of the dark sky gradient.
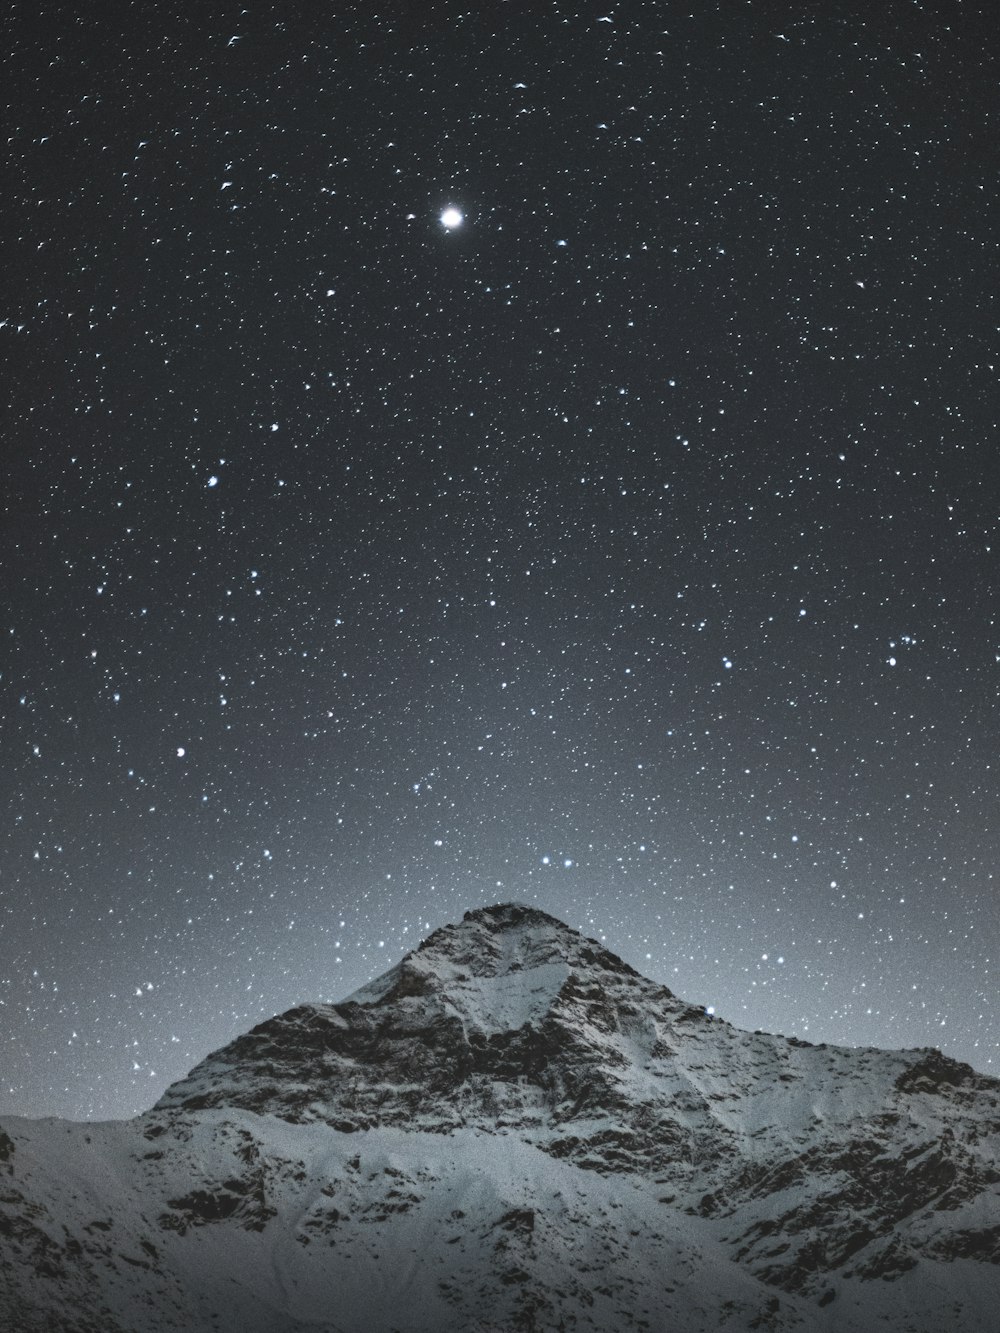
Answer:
[4,1,999,1119]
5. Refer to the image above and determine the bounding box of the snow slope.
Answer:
[2,903,998,1331]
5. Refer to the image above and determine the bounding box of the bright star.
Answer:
[440,207,463,229]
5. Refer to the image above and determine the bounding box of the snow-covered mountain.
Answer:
[2,902,998,1331]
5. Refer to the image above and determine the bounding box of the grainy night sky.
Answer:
[4,1,999,1120]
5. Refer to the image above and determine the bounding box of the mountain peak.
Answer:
[430,899,590,953]
[423,898,630,958]
[463,901,569,929]
[7,906,1000,1333]
[408,899,584,974]
[346,900,643,1009]
[154,903,659,1123]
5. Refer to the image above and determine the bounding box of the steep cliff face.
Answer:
[2,904,999,1332]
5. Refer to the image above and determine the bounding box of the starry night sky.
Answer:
[4,1,999,1120]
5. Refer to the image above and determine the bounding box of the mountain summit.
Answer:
[154,901,656,1127]
[2,904,999,1332]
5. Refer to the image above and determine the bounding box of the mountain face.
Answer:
[2,903,999,1332]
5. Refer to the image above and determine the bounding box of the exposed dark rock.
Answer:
[895,1048,981,1095]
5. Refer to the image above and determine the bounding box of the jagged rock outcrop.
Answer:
[2,903,998,1331]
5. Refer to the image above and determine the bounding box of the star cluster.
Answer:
[3,2,999,1119]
